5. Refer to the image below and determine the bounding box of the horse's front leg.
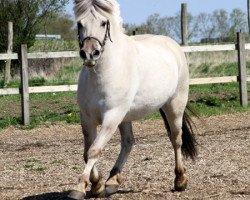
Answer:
[105,122,135,196]
[69,114,105,199]
[68,108,126,200]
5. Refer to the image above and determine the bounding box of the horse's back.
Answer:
[131,34,186,66]
[122,34,189,121]
[131,34,189,90]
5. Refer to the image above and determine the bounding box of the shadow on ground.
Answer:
[22,191,71,200]
[22,189,143,200]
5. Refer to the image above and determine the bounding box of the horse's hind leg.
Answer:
[160,96,188,191]
[105,122,135,196]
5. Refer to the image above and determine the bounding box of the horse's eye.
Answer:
[101,21,107,27]
[77,22,84,29]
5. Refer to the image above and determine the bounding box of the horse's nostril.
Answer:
[80,50,87,59]
[92,50,101,58]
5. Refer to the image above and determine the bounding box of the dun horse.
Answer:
[69,0,197,199]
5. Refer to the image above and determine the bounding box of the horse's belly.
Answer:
[124,86,175,121]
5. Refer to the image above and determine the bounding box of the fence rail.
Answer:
[0,32,249,125]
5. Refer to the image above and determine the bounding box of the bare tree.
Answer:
[197,12,216,40]
[211,9,230,39]
[172,12,200,43]
[230,8,247,33]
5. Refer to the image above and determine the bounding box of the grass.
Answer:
[24,158,47,173]
[188,83,250,116]
[0,58,83,88]
[190,61,250,78]
[0,83,249,129]
[0,42,250,129]
[0,92,80,129]
[29,40,78,52]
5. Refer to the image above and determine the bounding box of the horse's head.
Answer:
[74,0,121,68]
[77,16,112,68]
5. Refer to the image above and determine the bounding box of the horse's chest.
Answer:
[78,81,130,122]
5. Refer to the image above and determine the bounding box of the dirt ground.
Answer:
[0,111,249,200]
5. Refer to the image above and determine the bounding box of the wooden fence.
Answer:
[0,32,249,125]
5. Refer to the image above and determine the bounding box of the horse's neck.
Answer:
[92,33,127,75]
[87,33,133,92]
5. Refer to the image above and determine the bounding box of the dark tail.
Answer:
[160,105,198,160]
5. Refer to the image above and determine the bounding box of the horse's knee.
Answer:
[88,148,101,160]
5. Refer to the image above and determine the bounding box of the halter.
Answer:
[78,20,113,53]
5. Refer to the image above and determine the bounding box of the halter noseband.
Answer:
[78,20,112,53]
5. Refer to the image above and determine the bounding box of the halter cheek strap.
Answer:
[78,20,112,52]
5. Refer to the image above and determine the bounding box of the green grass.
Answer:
[190,61,250,78]
[147,83,250,119]
[0,83,249,129]
[29,40,78,52]
[1,40,249,129]
[0,92,80,129]
[24,158,47,173]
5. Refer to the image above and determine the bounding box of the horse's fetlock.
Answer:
[106,173,123,186]
[78,175,90,186]
[175,167,185,177]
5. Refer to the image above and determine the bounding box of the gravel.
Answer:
[0,111,249,200]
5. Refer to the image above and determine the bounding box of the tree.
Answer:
[40,13,76,40]
[0,0,69,54]
[211,9,230,39]
[228,8,247,41]
[197,12,216,40]
[0,0,68,86]
[229,9,247,33]
[171,12,200,43]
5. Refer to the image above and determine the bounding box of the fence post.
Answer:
[4,22,13,87]
[237,32,248,107]
[21,44,30,125]
[181,3,188,46]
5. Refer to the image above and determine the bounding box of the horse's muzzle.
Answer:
[79,37,103,68]
[84,60,96,68]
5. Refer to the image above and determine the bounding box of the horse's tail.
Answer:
[181,105,198,160]
[160,104,198,160]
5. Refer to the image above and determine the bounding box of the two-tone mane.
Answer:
[74,0,123,28]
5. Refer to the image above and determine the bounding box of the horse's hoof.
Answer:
[68,190,85,200]
[91,177,105,197]
[174,176,188,191]
[174,182,187,191]
[105,185,119,196]
[91,190,106,198]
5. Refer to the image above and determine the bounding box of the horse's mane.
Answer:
[74,0,123,29]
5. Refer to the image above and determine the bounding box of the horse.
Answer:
[68,0,198,199]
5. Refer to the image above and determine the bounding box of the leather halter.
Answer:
[78,20,112,53]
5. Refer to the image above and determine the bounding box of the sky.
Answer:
[66,0,247,24]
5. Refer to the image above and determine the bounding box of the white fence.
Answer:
[0,32,249,125]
